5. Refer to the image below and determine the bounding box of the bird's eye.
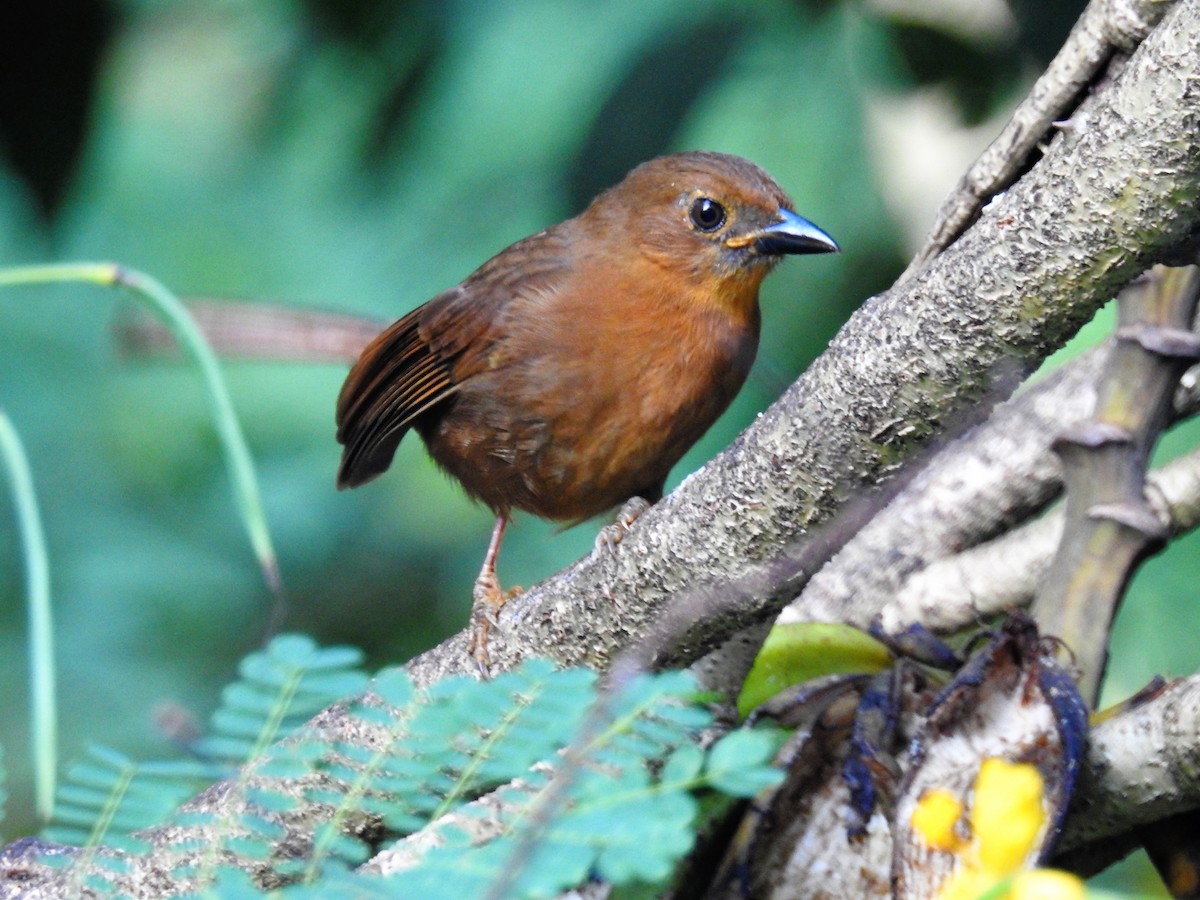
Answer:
[689,197,726,232]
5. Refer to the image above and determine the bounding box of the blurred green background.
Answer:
[0,0,1191,891]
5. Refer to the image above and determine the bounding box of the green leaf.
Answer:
[661,744,705,786]
[138,759,225,781]
[238,654,296,688]
[82,743,134,771]
[225,835,276,860]
[311,822,371,866]
[372,668,415,705]
[220,683,285,715]
[236,813,286,842]
[178,865,263,898]
[738,622,894,718]
[81,873,118,893]
[704,730,784,797]
[296,671,370,698]
[257,751,321,780]
[265,633,319,666]
[501,832,595,897]
[212,710,278,740]
[590,791,697,883]
[303,645,366,671]
[193,735,255,762]
[244,786,298,813]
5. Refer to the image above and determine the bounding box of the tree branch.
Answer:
[1062,673,1200,851]
[873,442,1200,634]
[902,0,1174,277]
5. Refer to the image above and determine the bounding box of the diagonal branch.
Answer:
[902,0,1175,277]
[874,442,1200,634]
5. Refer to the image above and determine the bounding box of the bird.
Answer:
[335,150,839,667]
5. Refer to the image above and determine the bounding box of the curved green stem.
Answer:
[0,410,56,821]
[0,262,281,596]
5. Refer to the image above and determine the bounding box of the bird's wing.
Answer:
[334,226,571,488]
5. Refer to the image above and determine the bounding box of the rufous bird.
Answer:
[335,151,838,667]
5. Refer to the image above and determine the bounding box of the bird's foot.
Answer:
[593,496,652,557]
[467,572,522,675]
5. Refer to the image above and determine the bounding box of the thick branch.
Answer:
[902,0,1174,276]
[786,349,1101,629]
[876,436,1200,633]
[789,340,1200,635]
[1060,674,1200,851]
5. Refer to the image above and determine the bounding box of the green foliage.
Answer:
[737,622,895,718]
[41,643,782,898]
[195,634,368,766]
[0,263,279,594]
[43,634,367,853]
[319,724,778,899]
[308,660,598,838]
[0,409,56,821]
[270,662,781,898]
[43,744,206,852]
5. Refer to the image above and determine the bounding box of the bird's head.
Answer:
[586,151,839,297]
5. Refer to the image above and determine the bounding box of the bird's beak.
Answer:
[746,209,840,256]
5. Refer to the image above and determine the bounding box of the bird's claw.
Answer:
[467,615,494,675]
[467,576,523,676]
[593,496,652,558]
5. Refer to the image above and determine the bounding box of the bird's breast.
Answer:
[420,273,761,522]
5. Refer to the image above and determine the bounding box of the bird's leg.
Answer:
[593,496,653,557]
[468,514,514,671]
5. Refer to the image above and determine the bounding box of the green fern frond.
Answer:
[273,668,782,898]
[43,633,366,861]
[177,863,264,899]
[195,634,369,767]
[43,743,213,852]
[301,658,596,875]
[386,729,778,898]
[164,635,367,889]
[39,643,781,898]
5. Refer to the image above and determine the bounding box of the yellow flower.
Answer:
[912,787,967,852]
[971,758,1047,875]
[912,758,1085,900]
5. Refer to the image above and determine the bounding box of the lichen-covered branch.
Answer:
[874,414,1200,635]
[787,336,1200,638]
[1061,674,1200,852]
[787,348,1102,630]
[902,0,1175,277]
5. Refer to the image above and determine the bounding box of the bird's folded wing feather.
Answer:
[334,226,572,488]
